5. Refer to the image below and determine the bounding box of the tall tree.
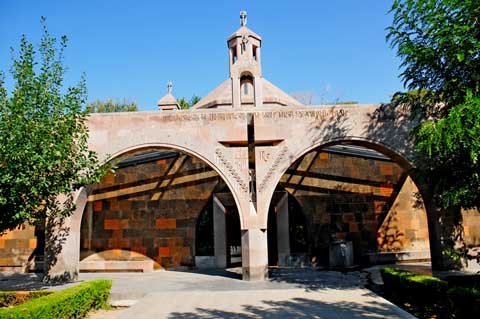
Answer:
[86,98,138,113]
[388,0,480,118]
[0,18,106,232]
[388,0,480,208]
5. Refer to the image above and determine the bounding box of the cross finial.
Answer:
[167,81,172,94]
[240,11,247,27]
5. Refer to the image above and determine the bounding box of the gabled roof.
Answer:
[191,78,303,109]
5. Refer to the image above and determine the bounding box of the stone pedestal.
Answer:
[241,228,268,281]
[213,196,227,268]
[276,192,290,266]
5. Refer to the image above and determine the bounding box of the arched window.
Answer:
[240,74,254,106]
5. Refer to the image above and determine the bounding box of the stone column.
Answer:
[241,228,268,281]
[44,188,87,283]
[276,192,290,266]
[231,77,241,108]
[213,196,227,268]
[253,77,263,108]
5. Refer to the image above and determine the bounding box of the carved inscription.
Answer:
[259,150,270,162]
[253,109,347,121]
[214,148,249,194]
[258,146,289,193]
[156,112,247,122]
[155,109,348,123]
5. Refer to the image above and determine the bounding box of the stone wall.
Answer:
[0,223,43,272]
[80,149,225,270]
[280,150,430,265]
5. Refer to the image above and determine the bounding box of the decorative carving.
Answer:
[258,146,289,193]
[214,148,249,193]
[153,109,348,123]
[259,150,270,162]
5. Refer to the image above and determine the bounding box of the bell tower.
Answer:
[228,11,263,108]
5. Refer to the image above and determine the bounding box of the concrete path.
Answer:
[81,268,416,319]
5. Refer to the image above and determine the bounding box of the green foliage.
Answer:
[381,267,448,317]
[178,95,201,110]
[0,291,51,308]
[0,18,107,232]
[86,98,138,113]
[388,0,480,117]
[0,279,111,318]
[380,267,448,296]
[388,1,480,210]
[381,267,480,318]
[416,94,480,207]
[448,286,480,318]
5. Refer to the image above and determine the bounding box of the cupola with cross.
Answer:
[157,81,180,111]
[192,11,302,109]
[228,11,263,108]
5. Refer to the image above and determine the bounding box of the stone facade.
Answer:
[282,150,430,265]
[80,149,226,270]
[2,12,479,281]
[0,224,43,272]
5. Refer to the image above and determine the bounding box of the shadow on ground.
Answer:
[167,296,409,319]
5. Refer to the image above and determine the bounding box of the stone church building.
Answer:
[1,12,479,281]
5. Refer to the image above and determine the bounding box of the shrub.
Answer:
[448,287,480,318]
[380,267,448,299]
[0,291,52,308]
[0,279,111,319]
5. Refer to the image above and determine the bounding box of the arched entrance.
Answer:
[264,140,430,268]
[79,146,242,272]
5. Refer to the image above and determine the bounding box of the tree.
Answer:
[178,95,201,109]
[388,0,480,118]
[388,0,480,208]
[0,18,106,232]
[86,98,138,113]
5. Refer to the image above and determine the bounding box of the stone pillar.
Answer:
[44,188,87,283]
[276,192,290,266]
[231,77,241,108]
[253,77,263,108]
[213,196,227,268]
[241,228,268,281]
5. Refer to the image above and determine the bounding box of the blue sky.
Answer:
[0,0,404,110]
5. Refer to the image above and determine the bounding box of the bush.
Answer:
[0,279,111,319]
[380,267,448,301]
[0,291,52,308]
[448,287,480,318]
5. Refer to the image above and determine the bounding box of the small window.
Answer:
[244,82,249,95]
[252,46,258,61]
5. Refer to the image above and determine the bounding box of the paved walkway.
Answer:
[81,268,416,319]
[1,268,417,318]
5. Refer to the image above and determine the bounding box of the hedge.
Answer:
[0,279,111,319]
[448,286,480,318]
[380,267,448,301]
[0,291,52,308]
[381,267,480,318]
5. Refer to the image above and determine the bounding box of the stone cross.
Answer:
[221,113,282,204]
[167,81,172,94]
[240,11,247,27]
